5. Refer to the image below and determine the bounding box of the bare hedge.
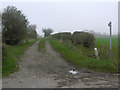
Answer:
[72,31,95,48]
[51,32,71,42]
[51,31,95,48]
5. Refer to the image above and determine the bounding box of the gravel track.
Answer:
[2,41,119,88]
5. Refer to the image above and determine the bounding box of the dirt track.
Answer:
[2,41,119,88]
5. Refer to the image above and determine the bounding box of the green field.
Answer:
[48,36,118,73]
[95,36,118,66]
[95,36,118,46]
[2,40,37,76]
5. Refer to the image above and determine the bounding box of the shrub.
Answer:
[72,31,95,48]
[59,32,71,42]
[2,6,28,45]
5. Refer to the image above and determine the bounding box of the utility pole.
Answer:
[108,22,112,59]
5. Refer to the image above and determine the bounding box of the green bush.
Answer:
[72,31,95,48]
[2,6,28,45]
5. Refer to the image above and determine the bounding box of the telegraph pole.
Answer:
[108,22,112,59]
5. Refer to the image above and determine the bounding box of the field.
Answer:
[2,40,37,76]
[48,36,118,73]
[95,36,118,46]
[95,36,118,65]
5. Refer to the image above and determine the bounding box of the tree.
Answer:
[42,28,53,37]
[26,24,37,40]
[0,12,2,33]
[2,6,28,45]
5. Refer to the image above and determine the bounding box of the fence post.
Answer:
[108,22,112,60]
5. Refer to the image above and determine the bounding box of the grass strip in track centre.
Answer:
[2,40,37,77]
[38,38,46,54]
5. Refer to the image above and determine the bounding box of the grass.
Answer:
[48,36,118,73]
[38,38,46,54]
[95,36,118,46]
[2,40,37,77]
[95,36,118,66]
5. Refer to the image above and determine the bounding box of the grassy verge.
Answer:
[48,39,118,73]
[38,38,46,54]
[2,40,37,77]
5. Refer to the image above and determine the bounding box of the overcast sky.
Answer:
[2,1,118,36]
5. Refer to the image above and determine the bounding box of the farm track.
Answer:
[2,41,119,88]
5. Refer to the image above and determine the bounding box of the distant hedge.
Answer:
[50,31,95,48]
[51,32,71,42]
[72,31,95,48]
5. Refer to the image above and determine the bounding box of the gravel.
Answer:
[2,41,119,88]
